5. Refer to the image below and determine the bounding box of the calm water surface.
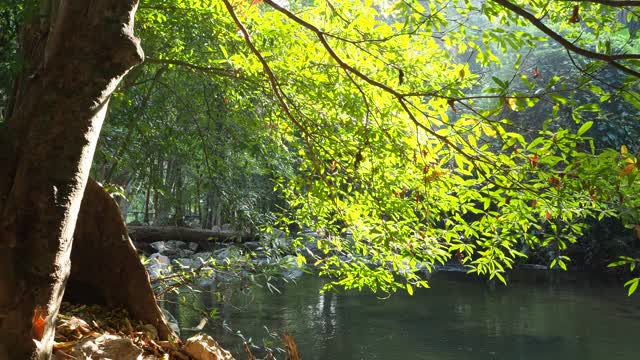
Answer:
[165,271,640,359]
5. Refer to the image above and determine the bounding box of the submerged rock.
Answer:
[282,255,304,280]
[184,333,234,360]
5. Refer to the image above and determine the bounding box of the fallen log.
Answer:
[127,226,255,243]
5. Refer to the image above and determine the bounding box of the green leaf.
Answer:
[406,283,414,295]
[577,121,593,136]
[624,278,639,296]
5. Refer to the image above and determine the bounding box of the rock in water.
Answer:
[184,334,234,360]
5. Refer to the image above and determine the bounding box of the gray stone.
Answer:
[149,253,170,266]
[165,240,187,249]
[147,264,169,280]
[174,258,196,268]
[149,241,167,253]
[214,246,242,260]
[192,252,213,266]
[188,242,199,252]
[150,240,189,256]
[176,249,195,258]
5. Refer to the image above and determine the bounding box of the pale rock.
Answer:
[184,333,234,360]
[192,252,213,266]
[174,257,196,268]
[188,242,199,252]
[63,334,143,360]
[149,253,171,265]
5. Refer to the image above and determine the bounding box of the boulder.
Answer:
[150,240,190,257]
[147,254,171,280]
[149,253,171,266]
[192,252,214,266]
[174,258,196,269]
[147,264,169,281]
[214,247,240,260]
[183,334,234,360]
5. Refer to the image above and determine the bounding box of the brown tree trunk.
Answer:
[68,179,173,339]
[0,1,144,358]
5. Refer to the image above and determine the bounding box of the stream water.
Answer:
[164,271,640,359]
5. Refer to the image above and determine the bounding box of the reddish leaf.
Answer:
[32,306,47,341]
[282,331,300,360]
[620,163,635,176]
[534,67,540,78]
[545,210,553,221]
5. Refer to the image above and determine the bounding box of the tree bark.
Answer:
[0,1,144,358]
[67,179,173,339]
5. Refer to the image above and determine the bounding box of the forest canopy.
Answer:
[2,0,639,295]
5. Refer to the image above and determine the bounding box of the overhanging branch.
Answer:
[144,58,236,77]
[492,0,640,77]
[557,0,640,6]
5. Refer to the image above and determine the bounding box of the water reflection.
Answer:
[164,272,640,359]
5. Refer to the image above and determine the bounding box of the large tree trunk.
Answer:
[0,1,144,358]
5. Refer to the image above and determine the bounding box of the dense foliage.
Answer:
[4,0,640,294]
